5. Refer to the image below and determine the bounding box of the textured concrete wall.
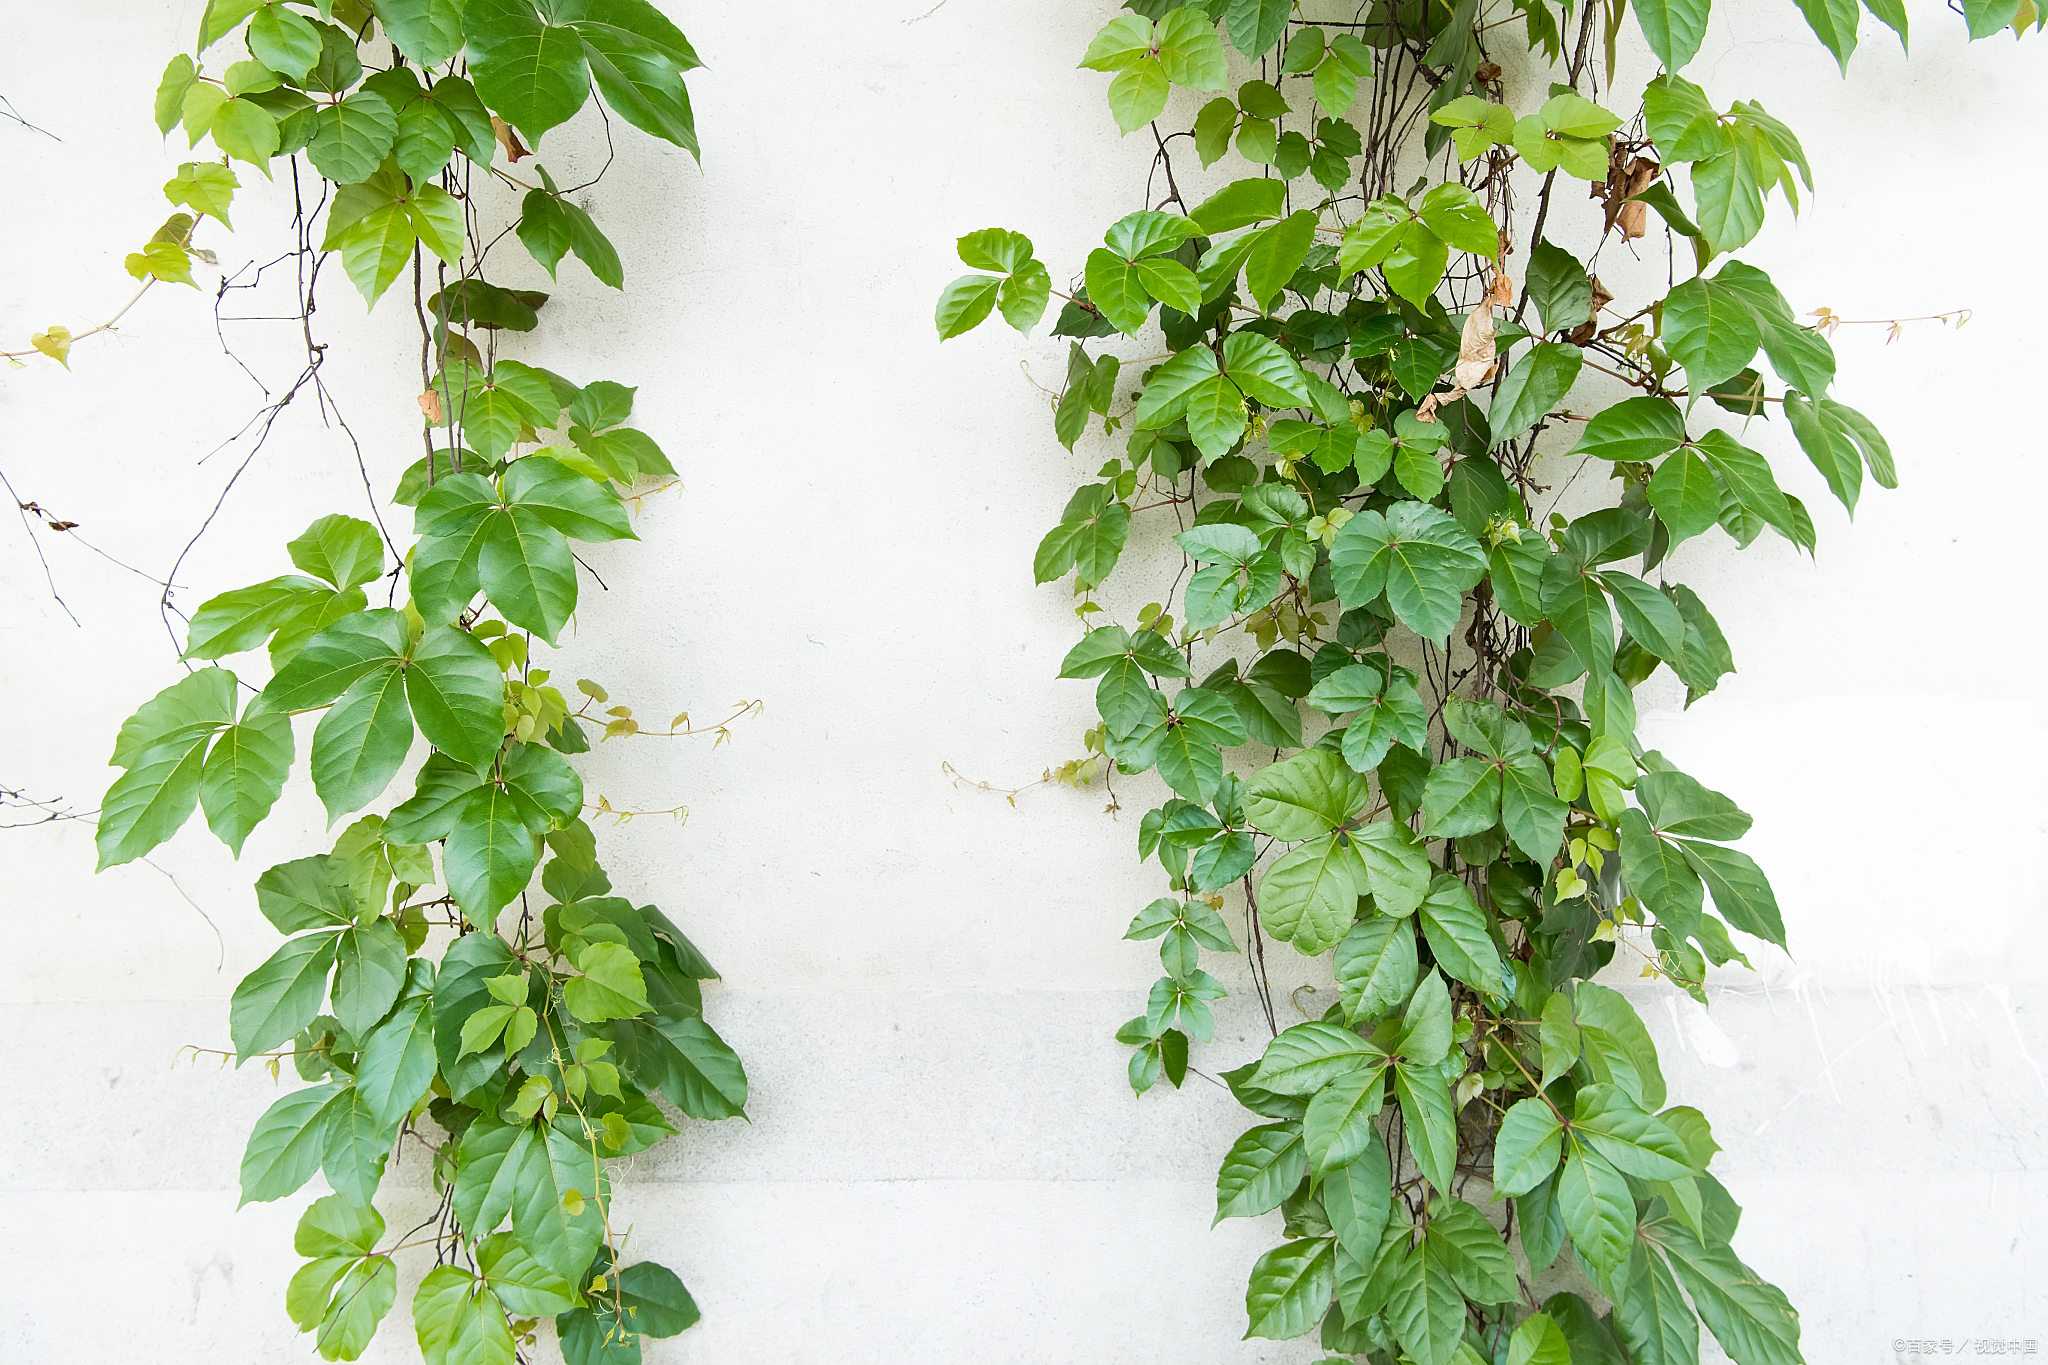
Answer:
[1,2,2042,1362]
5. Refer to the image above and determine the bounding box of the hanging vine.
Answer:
[94,3,736,1363]
[941,1,2029,1361]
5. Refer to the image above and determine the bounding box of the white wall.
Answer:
[1,2,2042,1361]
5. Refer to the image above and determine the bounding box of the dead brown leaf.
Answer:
[1420,273,1516,420]
[417,390,445,424]
[491,116,530,163]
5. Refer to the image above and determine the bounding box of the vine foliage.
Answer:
[96,3,735,1363]
[941,1,2030,1361]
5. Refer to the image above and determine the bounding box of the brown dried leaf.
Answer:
[491,116,530,163]
[417,389,444,423]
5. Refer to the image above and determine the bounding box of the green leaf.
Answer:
[1215,1122,1308,1221]
[413,1265,516,1365]
[1526,239,1593,334]
[1426,1196,1519,1304]
[184,575,328,659]
[303,1246,391,1344]
[1081,11,1156,68]
[1352,820,1432,916]
[1695,429,1796,541]
[1655,1222,1804,1365]
[445,784,543,918]
[239,1083,339,1205]
[1244,1238,1336,1341]
[1676,838,1786,945]
[1664,277,1762,394]
[1574,1083,1697,1179]
[564,941,651,1021]
[935,274,1001,339]
[1321,1130,1392,1261]
[306,89,398,185]
[1385,1238,1466,1365]
[1639,767,1753,838]
[1959,0,2026,36]
[1421,755,1501,839]
[475,508,576,643]
[97,722,216,870]
[332,919,407,1037]
[1394,1064,1458,1192]
[1611,1243,1701,1365]
[1417,874,1507,994]
[1572,396,1688,463]
[1489,536,1551,625]
[157,54,199,134]
[1335,915,1418,1024]
[255,856,358,934]
[430,74,495,164]
[613,1013,749,1119]
[1620,808,1706,934]
[310,663,414,821]
[1600,570,1689,660]
[577,22,700,154]
[1190,178,1287,234]
[1792,0,1860,71]
[1575,982,1669,1109]
[1244,210,1319,306]
[476,1231,577,1317]
[1489,342,1583,442]
[1259,833,1369,955]
[467,0,592,142]
[1183,374,1250,458]
[404,626,505,768]
[319,1084,394,1203]
[1329,502,1487,641]
[1157,6,1229,86]
[264,608,410,712]
[1541,557,1615,675]
[1304,1064,1389,1174]
[1252,1021,1383,1095]
[372,0,467,67]
[210,97,281,168]
[286,515,384,591]
[110,666,238,768]
[1193,97,1237,166]
[1380,220,1451,307]
[1648,448,1721,544]
[1106,59,1170,133]
[1245,748,1372,840]
[1557,1143,1635,1273]
[1785,391,1862,514]
[1692,147,1768,254]
[1492,1098,1565,1196]
[356,994,437,1127]
[1635,0,1711,69]
[557,1257,700,1362]
[1226,0,1293,57]
[295,1193,382,1260]
[1000,259,1052,332]
[1507,1311,1574,1365]
[1500,754,1567,863]
[231,931,339,1057]
[1416,182,1499,257]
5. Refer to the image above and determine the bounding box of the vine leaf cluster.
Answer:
[91,4,737,1364]
[939,0,2030,1362]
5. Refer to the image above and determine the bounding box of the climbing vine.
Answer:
[95,3,734,1363]
[942,1,2030,1361]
